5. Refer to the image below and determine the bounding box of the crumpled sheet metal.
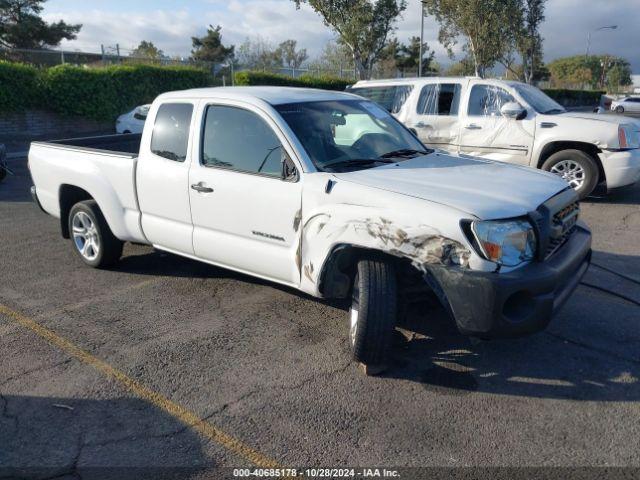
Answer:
[299,209,471,291]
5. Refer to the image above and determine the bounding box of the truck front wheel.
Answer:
[542,149,599,200]
[349,259,397,371]
[68,200,123,268]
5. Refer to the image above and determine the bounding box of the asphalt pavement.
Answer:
[1,154,639,479]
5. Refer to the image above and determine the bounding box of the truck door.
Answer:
[188,103,302,285]
[137,102,196,254]
[409,82,462,154]
[458,83,535,165]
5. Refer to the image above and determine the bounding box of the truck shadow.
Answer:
[0,394,215,478]
[384,278,640,401]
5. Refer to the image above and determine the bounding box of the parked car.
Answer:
[29,87,592,372]
[611,97,640,114]
[115,104,151,134]
[350,77,640,199]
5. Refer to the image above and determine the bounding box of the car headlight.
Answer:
[618,124,640,149]
[470,219,537,267]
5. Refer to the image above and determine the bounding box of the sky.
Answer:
[42,0,640,72]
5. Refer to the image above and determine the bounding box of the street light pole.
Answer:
[419,1,425,77]
[585,25,617,57]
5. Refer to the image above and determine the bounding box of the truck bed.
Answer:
[33,133,142,158]
[29,133,146,244]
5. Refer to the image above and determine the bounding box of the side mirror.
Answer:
[281,152,298,182]
[501,102,526,120]
[409,127,419,137]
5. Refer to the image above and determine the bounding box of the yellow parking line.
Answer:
[0,303,280,469]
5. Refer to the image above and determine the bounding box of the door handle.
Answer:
[191,183,214,193]
[415,121,429,128]
[465,124,482,130]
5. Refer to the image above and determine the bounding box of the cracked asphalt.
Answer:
[1,154,640,479]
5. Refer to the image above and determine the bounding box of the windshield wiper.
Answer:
[380,148,431,159]
[322,158,395,171]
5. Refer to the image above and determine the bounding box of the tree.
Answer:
[515,0,545,84]
[0,0,81,49]
[130,40,164,60]
[422,0,520,77]
[380,36,436,76]
[397,36,436,74]
[276,39,308,69]
[292,0,408,80]
[547,55,632,89]
[237,37,282,70]
[191,25,234,63]
[444,56,475,76]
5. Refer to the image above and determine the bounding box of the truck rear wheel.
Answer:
[542,149,599,200]
[349,259,397,371]
[68,200,123,268]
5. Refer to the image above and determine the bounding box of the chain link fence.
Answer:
[0,47,423,81]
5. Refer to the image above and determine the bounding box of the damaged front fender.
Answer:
[298,205,472,297]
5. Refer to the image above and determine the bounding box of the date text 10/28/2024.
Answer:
[233,468,401,478]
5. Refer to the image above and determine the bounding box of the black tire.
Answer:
[68,200,123,268]
[616,105,624,114]
[349,259,397,368]
[541,149,599,200]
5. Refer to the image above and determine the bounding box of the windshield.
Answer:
[514,84,565,114]
[275,100,429,172]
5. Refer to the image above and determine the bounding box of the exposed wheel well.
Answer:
[318,244,433,304]
[537,141,605,185]
[59,185,93,238]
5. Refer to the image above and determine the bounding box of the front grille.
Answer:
[545,201,579,259]
[530,189,580,262]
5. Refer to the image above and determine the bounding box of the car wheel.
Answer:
[616,105,625,114]
[349,258,397,371]
[68,200,123,268]
[542,149,599,200]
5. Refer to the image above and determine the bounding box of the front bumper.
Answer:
[599,149,640,189]
[426,224,592,338]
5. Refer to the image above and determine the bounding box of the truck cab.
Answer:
[350,77,640,199]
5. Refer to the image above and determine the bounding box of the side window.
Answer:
[202,105,283,177]
[468,85,515,117]
[350,86,413,113]
[416,84,438,115]
[151,103,194,162]
[417,83,462,116]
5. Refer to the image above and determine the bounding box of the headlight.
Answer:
[470,219,536,267]
[618,124,640,149]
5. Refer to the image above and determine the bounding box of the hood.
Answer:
[556,111,640,127]
[333,153,569,219]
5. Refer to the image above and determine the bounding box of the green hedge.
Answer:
[42,64,214,120]
[234,70,351,91]
[542,88,605,107]
[0,61,41,111]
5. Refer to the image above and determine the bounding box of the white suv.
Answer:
[351,77,640,199]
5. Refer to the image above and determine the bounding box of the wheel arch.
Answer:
[59,184,94,238]
[318,243,426,300]
[536,141,606,185]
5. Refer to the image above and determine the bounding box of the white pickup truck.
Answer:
[350,77,640,199]
[29,87,592,371]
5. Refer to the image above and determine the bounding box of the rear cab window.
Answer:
[417,83,462,116]
[349,85,413,113]
[151,103,194,162]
